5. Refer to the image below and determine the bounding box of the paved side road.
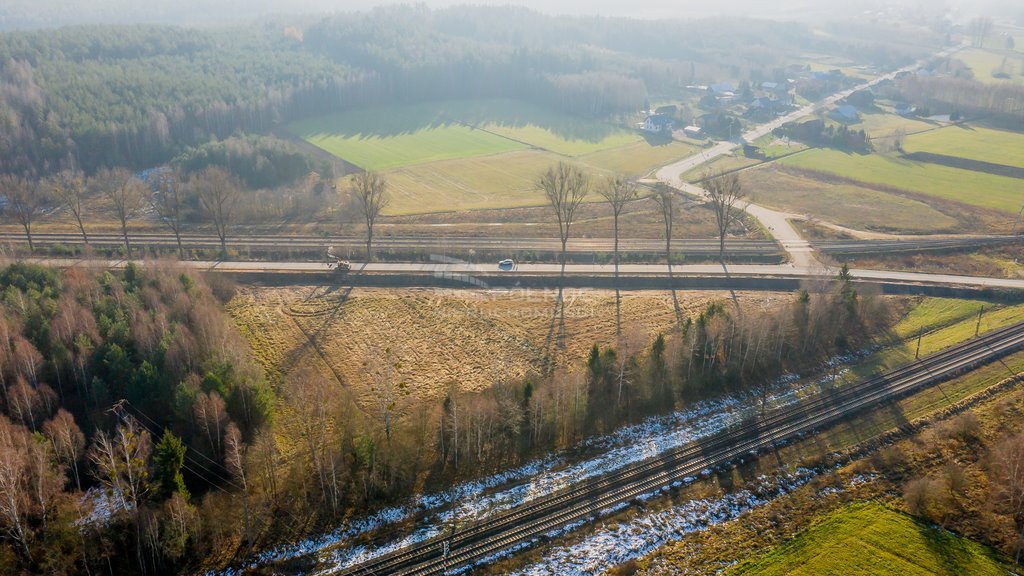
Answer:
[654,43,967,269]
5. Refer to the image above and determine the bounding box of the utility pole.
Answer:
[915,330,923,360]
[975,305,984,337]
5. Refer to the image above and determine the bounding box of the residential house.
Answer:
[894,103,916,116]
[641,114,675,134]
[830,104,860,122]
[710,82,735,94]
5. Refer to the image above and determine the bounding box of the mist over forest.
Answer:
[2,0,1022,30]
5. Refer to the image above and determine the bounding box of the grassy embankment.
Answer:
[631,298,1024,574]
[729,502,1010,576]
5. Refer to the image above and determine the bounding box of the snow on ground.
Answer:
[228,348,878,574]
[509,470,818,575]
[76,487,126,527]
[510,469,879,575]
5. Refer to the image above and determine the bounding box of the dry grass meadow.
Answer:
[227,287,791,410]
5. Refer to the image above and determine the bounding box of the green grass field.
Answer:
[293,98,711,213]
[957,48,1024,84]
[479,119,639,156]
[445,98,643,156]
[579,139,700,177]
[738,167,960,233]
[903,125,1024,169]
[891,297,996,340]
[852,111,938,139]
[841,298,1024,384]
[381,150,607,214]
[780,148,1023,214]
[288,99,648,170]
[730,503,1010,576]
[287,102,527,171]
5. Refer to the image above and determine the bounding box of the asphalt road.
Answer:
[35,258,1024,291]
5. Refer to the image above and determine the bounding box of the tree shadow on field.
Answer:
[918,515,991,576]
[281,282,354,376]
[541,264,568,374]
[639,131,674,147]
[296,99,625,143]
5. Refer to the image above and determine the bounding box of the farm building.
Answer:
[683,125,704,139]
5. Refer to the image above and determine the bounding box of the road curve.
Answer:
[654,44,966,268]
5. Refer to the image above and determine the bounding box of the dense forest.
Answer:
[0,263,271,573]
[0,6,938,177]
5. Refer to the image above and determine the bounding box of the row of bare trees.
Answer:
[0,167,243,258]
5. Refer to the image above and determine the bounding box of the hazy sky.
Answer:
[1,0,1021,30]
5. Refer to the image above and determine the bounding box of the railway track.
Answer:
[0,232,780,255]
[816,235,1020,256]
[333,321,1024,575]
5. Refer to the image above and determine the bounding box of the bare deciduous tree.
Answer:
[538,163,589,267]
[652,185,683,325]
[286,371,343,512]
[89,416,152,513]
[969,16,993,47]
[652,185,675,264]
[598,175,638,273]
[704,171,747,264]
[151,169,187,259]
[365,348,409,444]
[192,167,241,256]
[224,422,252,554]
[43,409,84,491]
[990,432,1024,564]
[1,175,46,253]
[0,416,31,559]
[351,171,390,261]
[89,416,153,573]
[93,168,149,258]
[52,170,90,245]
[193,391,228,456]
[598,176,638,335]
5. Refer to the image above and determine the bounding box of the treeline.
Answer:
[0,7,936,177]
[0,25,364,176]
[896,74,1024,129]
[773,120,869,152]
[174,135,323,190]
[434,270,888,470]
[0,263,271,573]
